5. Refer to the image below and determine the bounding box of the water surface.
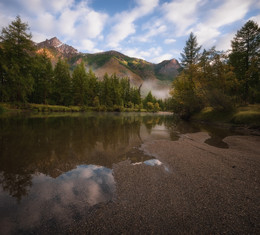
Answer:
[0,112,242,234]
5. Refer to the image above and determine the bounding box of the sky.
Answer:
[0,0,260,63]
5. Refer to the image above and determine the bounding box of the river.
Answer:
[0,112,256,234]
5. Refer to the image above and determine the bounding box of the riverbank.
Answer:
[191,104,260,128]
[39,132,260,234]
[0,103,152,113]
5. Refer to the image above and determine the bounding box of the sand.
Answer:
[43,132,260,234]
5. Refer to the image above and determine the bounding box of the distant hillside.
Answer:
[36,37,182,98]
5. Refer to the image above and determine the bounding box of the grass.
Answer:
[0,103,150,114]
[29,104,82,112]
[192,104,260,127]
[0,104,6,114]
[192,107,235,123]
[231,105,260,126]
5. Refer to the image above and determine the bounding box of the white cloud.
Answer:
[76,39,100,53]
[191,0,254,49]
[162,0,203,36]
[215,32,236,51]
[43,0,74,13]
[32,12,56,36]
[107,0,159,47]
[193,23,220,47]
[206,0,254,28]
[0,0,107,46]
[164,39,176,44]
[136,21,167,42]
[150,53,173,63]
[249,14,260,25]
[56,2,108,40]
[32,32,50,43]
[119,46,163,62]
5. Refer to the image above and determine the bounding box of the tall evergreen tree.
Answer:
[30,50,53,104]
[86,68,98,106]
[72,62,87,105]
[52,58,72,105]
[229,20,260,102]
[180,32,201,68]
[0,16,35,102]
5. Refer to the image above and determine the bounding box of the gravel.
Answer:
[41,132,260,234]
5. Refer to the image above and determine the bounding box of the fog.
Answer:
[141,80,171,99]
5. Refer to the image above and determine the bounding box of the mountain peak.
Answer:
[37,37,78,57]
[48,37,62,47]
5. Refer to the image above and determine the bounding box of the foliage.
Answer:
[52,58,72,106]
[0,104,5,114]
[172,21,260,119]
[72,61,88,105]
[30,50,53,104]
[147,102,154,111]
[180,32,201,69]
[171,71,203,119]
[229,20,260,103]
[0,16,35,102]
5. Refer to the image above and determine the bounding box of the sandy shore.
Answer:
[44,132,260,234]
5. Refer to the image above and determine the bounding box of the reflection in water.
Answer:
[144,159,162,166]
[0,112,241,233]
[0,165,114,234]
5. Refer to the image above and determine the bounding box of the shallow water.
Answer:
[0,112,242,234]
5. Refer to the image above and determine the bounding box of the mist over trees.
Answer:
[0,16,166,111]
[171,21,260,119]
[1,17,259,115]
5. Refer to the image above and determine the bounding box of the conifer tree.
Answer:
[180,32,201,68]
[72,62,87,105]
[0,16,35,102]
[229,20,260,102]
[53,58,72,105]
[30,50,53,104]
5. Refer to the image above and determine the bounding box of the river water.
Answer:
[0,112,242,234]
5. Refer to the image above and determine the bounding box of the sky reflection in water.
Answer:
[0,112,241,234]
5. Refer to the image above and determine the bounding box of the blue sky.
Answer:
[0,0,259,63]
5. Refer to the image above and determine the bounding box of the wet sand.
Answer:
[46,133,260,234]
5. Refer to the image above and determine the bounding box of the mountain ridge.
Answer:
[36,37,181,97]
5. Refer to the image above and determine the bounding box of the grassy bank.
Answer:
[192,104,260,127]
[0,103,150,114]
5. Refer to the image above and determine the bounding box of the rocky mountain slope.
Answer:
[36,37,182,98]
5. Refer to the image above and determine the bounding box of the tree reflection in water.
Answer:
[0,112,242,234]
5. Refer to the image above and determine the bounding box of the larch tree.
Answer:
[53,58,72,106]
[72,61,87,105]
[0,16,35,102]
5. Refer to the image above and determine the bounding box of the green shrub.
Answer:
[232,111,260,125]
[0,105,5,114]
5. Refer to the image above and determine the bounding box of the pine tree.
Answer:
[229,20,260,102]
[86,68,98,106]
[72,62,87,105]
[0,16,35,102]
[52,58,72,105]
[180,32,201,68]
[30,50,53,104]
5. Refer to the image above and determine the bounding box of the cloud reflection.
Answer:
[0,165,115,234]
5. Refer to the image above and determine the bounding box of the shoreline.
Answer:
[49,132,260,234]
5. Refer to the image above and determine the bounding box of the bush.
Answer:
[232,111,260,125]
[206,89,234,111]
[0,105,5,114]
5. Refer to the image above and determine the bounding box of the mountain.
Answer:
[37,37,78,57]
[36,37,182,98]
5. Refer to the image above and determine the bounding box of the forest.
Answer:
[0,16,259,116]
[171,20,260,119]
[0,16,167,112]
